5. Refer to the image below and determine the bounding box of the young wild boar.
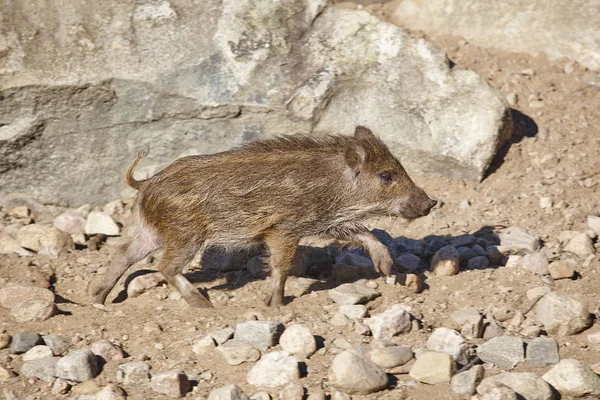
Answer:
[92,126,436,308]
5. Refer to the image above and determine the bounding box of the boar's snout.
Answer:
[423,198,437,215]
[401,188,437,219]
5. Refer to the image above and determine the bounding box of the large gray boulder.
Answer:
[0,0,511,206]
[385,0,600,71]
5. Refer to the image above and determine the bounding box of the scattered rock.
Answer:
[127,273,167,298]
[396,253,421,272]
[43,334,71,355]
[0,365,15,382]
[0,283,55,309]
[431,245,459,276]
[526,286,552,302]
[483,317,505,340]
[234,321,284,352]
[208,328,235,345]
[91,339,125,362]
[20,357,59,382]
[328,350,388,395]
[548,261,575,279]
[365,304,412,340]
[409,351,455,384]
[278,382,304,400]
[10,332,43,354]
[51,378,71,395]
[339,304,367,320]
[116,361,151,385]
[247,351,299,388]
[279,324,317,358]
[588,215,600,236]
[467,256,490,269]
[22,345,54,361]
[499,227,541,252]
[193,336,217,355]
[56,349,100,382]
[0,233,33,256]
[96,384,127,400]
[534,291,592,335]
[475,383,518,400]
[450,365,484,396]
[327,283,381,305]
[526,337,560,367]
[85,211,120,236]
[16,224,73,257]
[0,334,10,350]
[11,298,57,322]
[151,370,190,398]
[521,252,550,275]
[403,273,423,293]
[427,328,469,364]
[477,336,524,370]
[217,340,261,365]
[329,312,350,326]
[368,345,413,368]
[208,384,250,400]
[478,372,554,400]
[564,233,595,258]
[53,210,87,235]
[542,359,600,398]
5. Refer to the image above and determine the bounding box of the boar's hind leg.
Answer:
[158,244,213,308]
[355,231,393,276]
[264,234,299,307]
[92,230,160,304]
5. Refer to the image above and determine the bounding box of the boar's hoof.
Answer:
[264,294,285,307]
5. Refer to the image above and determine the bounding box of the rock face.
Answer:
[0,0,511,205]
[386,0,600,71]
[534,292,591,335]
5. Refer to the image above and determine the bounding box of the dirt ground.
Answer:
[1,3,600,400]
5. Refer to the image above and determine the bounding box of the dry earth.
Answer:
[1,4,600,400]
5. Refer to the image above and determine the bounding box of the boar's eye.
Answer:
[378,171,393,185]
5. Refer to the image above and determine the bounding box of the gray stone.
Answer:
[11,299,57,322]
[451,307,481,324]
[534,291,591,335]
[217,340,261,366]
[10,332,42,354]
[483,317,505,340]
[328,350,388,395]
[521,252,550,275]
[0,0,510,206]
[548,261,575,279]
[478,372,554,400]
[53,210,87,235]
[409,351,455,384]
[387,0,600,71]
[365,304,412,340]
[116,361,150,385]
[339,304,367,320]
[42,334,71,356]
[457,247,477,264]
[208,328,235,345]
[564,233,595,258]
[96,384,127,400]
[91,339,125,362]
[499,227,541,253]
[208,385,250,400]
[526,337,560,368]
[15,224,73,257]
[247,351,299,389]
[477,336,524,370]
[427,328,469,364]
[20,357,59,382]
[56,349,100,382]
[85,211,120,236]
[52,378,71,395]
[368,345,413,368]
[279,324,316,358]
[0,283,55,309]
[450,365,484,396]
[431,245,459,276]
[22,345,54,361]
[0,233,33,256]
[328,283,380,305]
[542,359,600,398]
[234,321,284,352]
[151,370,190,398]
[467,256,491,269]
[526,286,552,302]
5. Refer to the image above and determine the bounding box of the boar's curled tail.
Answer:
[126,145,150,190]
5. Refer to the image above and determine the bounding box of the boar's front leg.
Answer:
[354,231,393,276]
[264,233,300,307]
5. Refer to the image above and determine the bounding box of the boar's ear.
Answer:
[345,141,366,173]
[354,126,376,141]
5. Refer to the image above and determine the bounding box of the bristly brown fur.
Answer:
[92,126,436,308]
